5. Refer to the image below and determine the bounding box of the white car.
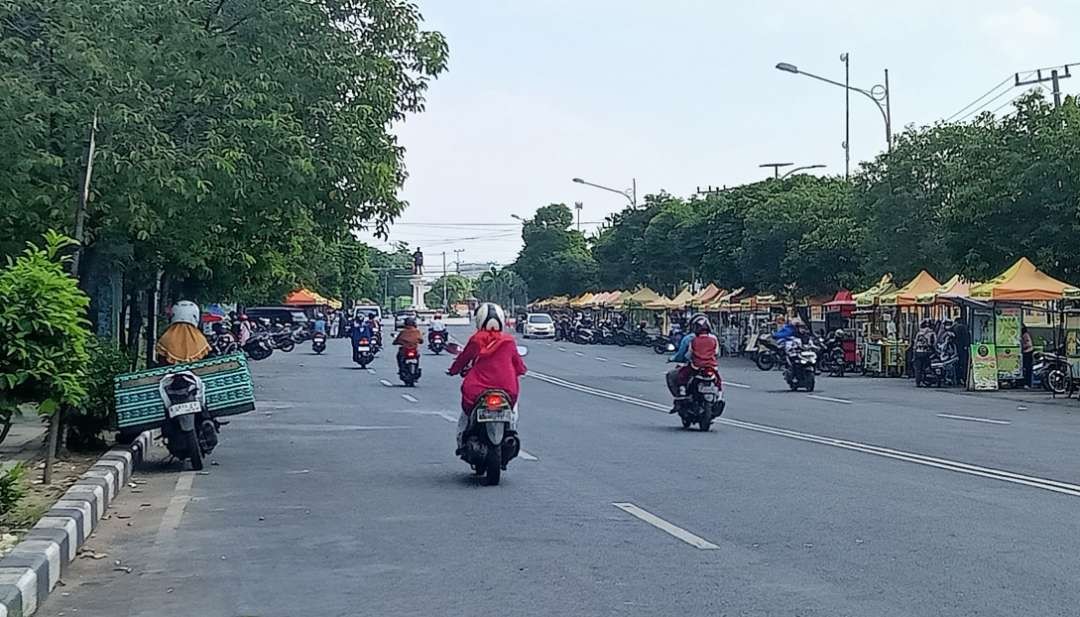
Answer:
[523,313,555,338]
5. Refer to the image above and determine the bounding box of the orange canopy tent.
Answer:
[916,275,973,305]
[284,288,341,309]
[690,284,724,307]
[879,271,942,307]
[969,258,1079,301]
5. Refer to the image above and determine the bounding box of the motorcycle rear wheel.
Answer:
[186,429,204,471]
[698,413,712,432]
[483,444,501,486]
[805,374,816,392]
[279,340,295,353]
[755,353,776,371]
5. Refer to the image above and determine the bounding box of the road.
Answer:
[42,327,1080,616]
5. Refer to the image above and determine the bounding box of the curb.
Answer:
[0,430,156,616]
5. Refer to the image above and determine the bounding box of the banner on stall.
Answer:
[972,343,998,391]
[994,307,1022,380]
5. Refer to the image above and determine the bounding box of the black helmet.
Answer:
[404,316,417,327]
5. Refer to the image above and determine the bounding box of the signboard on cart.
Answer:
[994,307,1022,380]
[971,343,999,391]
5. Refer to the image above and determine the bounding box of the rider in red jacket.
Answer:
[448,303,527,413]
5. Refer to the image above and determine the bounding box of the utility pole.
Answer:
[453,249,464,275]
[759,162,793,179]
[442,251,448,309]
[841,53,850,181]
[1015,65,1073,108]
[573,202,583,232]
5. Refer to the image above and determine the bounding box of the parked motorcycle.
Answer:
[158,371,220,470]
[754,334,785,371]
[921,348,959,387]
[1034,349,1070,394]
[399,347,421,386]
[243,332,274,361]
[673,366,725,432]
[209,331,239,356]
[652,334,676,355]
[429,331,447,355]
[572,325,597,345]
[783,340,817,391]
[269,327,296,353]
[353,336,375,368]
[312,331,326,354]
[817,331,849,377]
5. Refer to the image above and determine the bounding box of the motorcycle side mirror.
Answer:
[517,345,529,357]
[446,340,463,355]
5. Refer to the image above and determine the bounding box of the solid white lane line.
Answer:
[528,371,1080,498]
[402,394,418,403]
[620,362,637,368]
[726,381,751,389]
[154,473,194,548]
[612,503,719,550]
[519,449,539,461]
[807,394,852,405]
[575,351,585,356]
[937,413,1011,426]
[379,379,393,387]
[596,357,608,362]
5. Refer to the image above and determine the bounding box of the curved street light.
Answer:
[572,177,637,208]
[780,164,826,180]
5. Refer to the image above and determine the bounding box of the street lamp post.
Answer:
[759,162,793,179]
[776,57,893,179]
[779,164,826,180]
[572,177,637,208]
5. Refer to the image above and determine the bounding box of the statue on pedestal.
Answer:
[412,248,424,275]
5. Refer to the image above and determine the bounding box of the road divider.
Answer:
[612,502,719,549]
[528,371,1080,498]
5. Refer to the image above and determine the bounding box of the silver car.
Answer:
[523,313,555,338]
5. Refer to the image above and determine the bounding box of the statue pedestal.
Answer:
[409,274,429,310]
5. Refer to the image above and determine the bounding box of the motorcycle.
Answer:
[455,346,528,486]
[754,334,785,371]
[353,336,375,368]
[554,318,573,342]
[399,346,421,386]
[312,331,327,354]
[243,332,274,361]
[209,331,239,356]
[428,331,447,355]
[652,334,676,355]
[158,371,220,470]
[626,323,652,347]
[572,325,597,345]
[921,346,959,387]
[269,327,296,353]
[1034,349,1070,394]
[673,365,725,432]
[817,331,849,377]
[783,340,817,391]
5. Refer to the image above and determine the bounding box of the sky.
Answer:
[369,0,1078,266]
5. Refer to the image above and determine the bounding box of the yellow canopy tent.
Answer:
[970,257,1079,301]
[703,287,745,311]
[916,275,973,306]
[690,284,724,307]
[569,292,595,308]
[655,288,695,310]
[879,271,942,307]
[621,287,663,308]
[854,274,896,308]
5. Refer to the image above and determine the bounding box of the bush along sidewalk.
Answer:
[0,430,155,616]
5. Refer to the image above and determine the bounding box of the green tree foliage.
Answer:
[0,0,448,299]
[0,231,92,441]
[474,267,528,310]
[512,204,597,299]
[425,274,473,308]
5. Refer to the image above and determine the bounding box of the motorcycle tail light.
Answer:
[406,348,418,358]
[485,393,508,410]
[359,338,369,345]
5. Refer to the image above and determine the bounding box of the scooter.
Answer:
[353,337,375,368]
[672,365,725,432]
[429,331,447,355]
[454,346,528,486]
[158,371,220,471]
[312,331,326,354]
[783,340,817,392]
[399,347,421,386]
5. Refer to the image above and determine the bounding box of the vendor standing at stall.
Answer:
[1021,326,1035,388]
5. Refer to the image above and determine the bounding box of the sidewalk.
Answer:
[0,417,47,472]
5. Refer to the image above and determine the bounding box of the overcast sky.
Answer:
[368,0,1077,266]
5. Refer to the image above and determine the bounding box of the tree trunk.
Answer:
[43,410,60,485]
[127,292,143,360]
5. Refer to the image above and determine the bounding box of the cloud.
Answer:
[980,5,1060,58]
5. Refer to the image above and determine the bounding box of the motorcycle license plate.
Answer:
[477,408,510,423]
[406,359,418,365]
[357,346,370,352]
[169,401,201,417]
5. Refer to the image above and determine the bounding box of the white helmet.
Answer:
[171,301,200,327]
[474,302,506,331]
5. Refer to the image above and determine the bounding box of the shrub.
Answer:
[65,338,132,451]
[0,231,92,439]
[0,464,26,516]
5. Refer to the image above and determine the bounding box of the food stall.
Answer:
[969,257,1080,388]
[853,275,897,375]
[878,271,942,377]
[824,289,858,365]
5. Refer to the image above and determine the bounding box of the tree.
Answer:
[0,0,448,310]
[512,204,597,298]
[474,267,528,310]
[425,274,472,308]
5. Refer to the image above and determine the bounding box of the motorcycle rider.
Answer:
[447,303,527,453]
[912,320,937,386]
[666,314,720,413]
[349,314,375,363]
[155,301,211,366]
[428,313,447,341]
[392,316,424,373]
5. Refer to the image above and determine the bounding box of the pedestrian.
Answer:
[1021,326,1035,388]
[912,320,936,387]
[952,315,970,386]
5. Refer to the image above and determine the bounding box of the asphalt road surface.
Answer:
[42,327,1080,616]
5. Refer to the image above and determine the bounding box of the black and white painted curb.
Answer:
[0,430,156,617]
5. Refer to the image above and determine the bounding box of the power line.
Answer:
[991,86,1042,116]
[945,74,1014,122]
[954,72,1034,122]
